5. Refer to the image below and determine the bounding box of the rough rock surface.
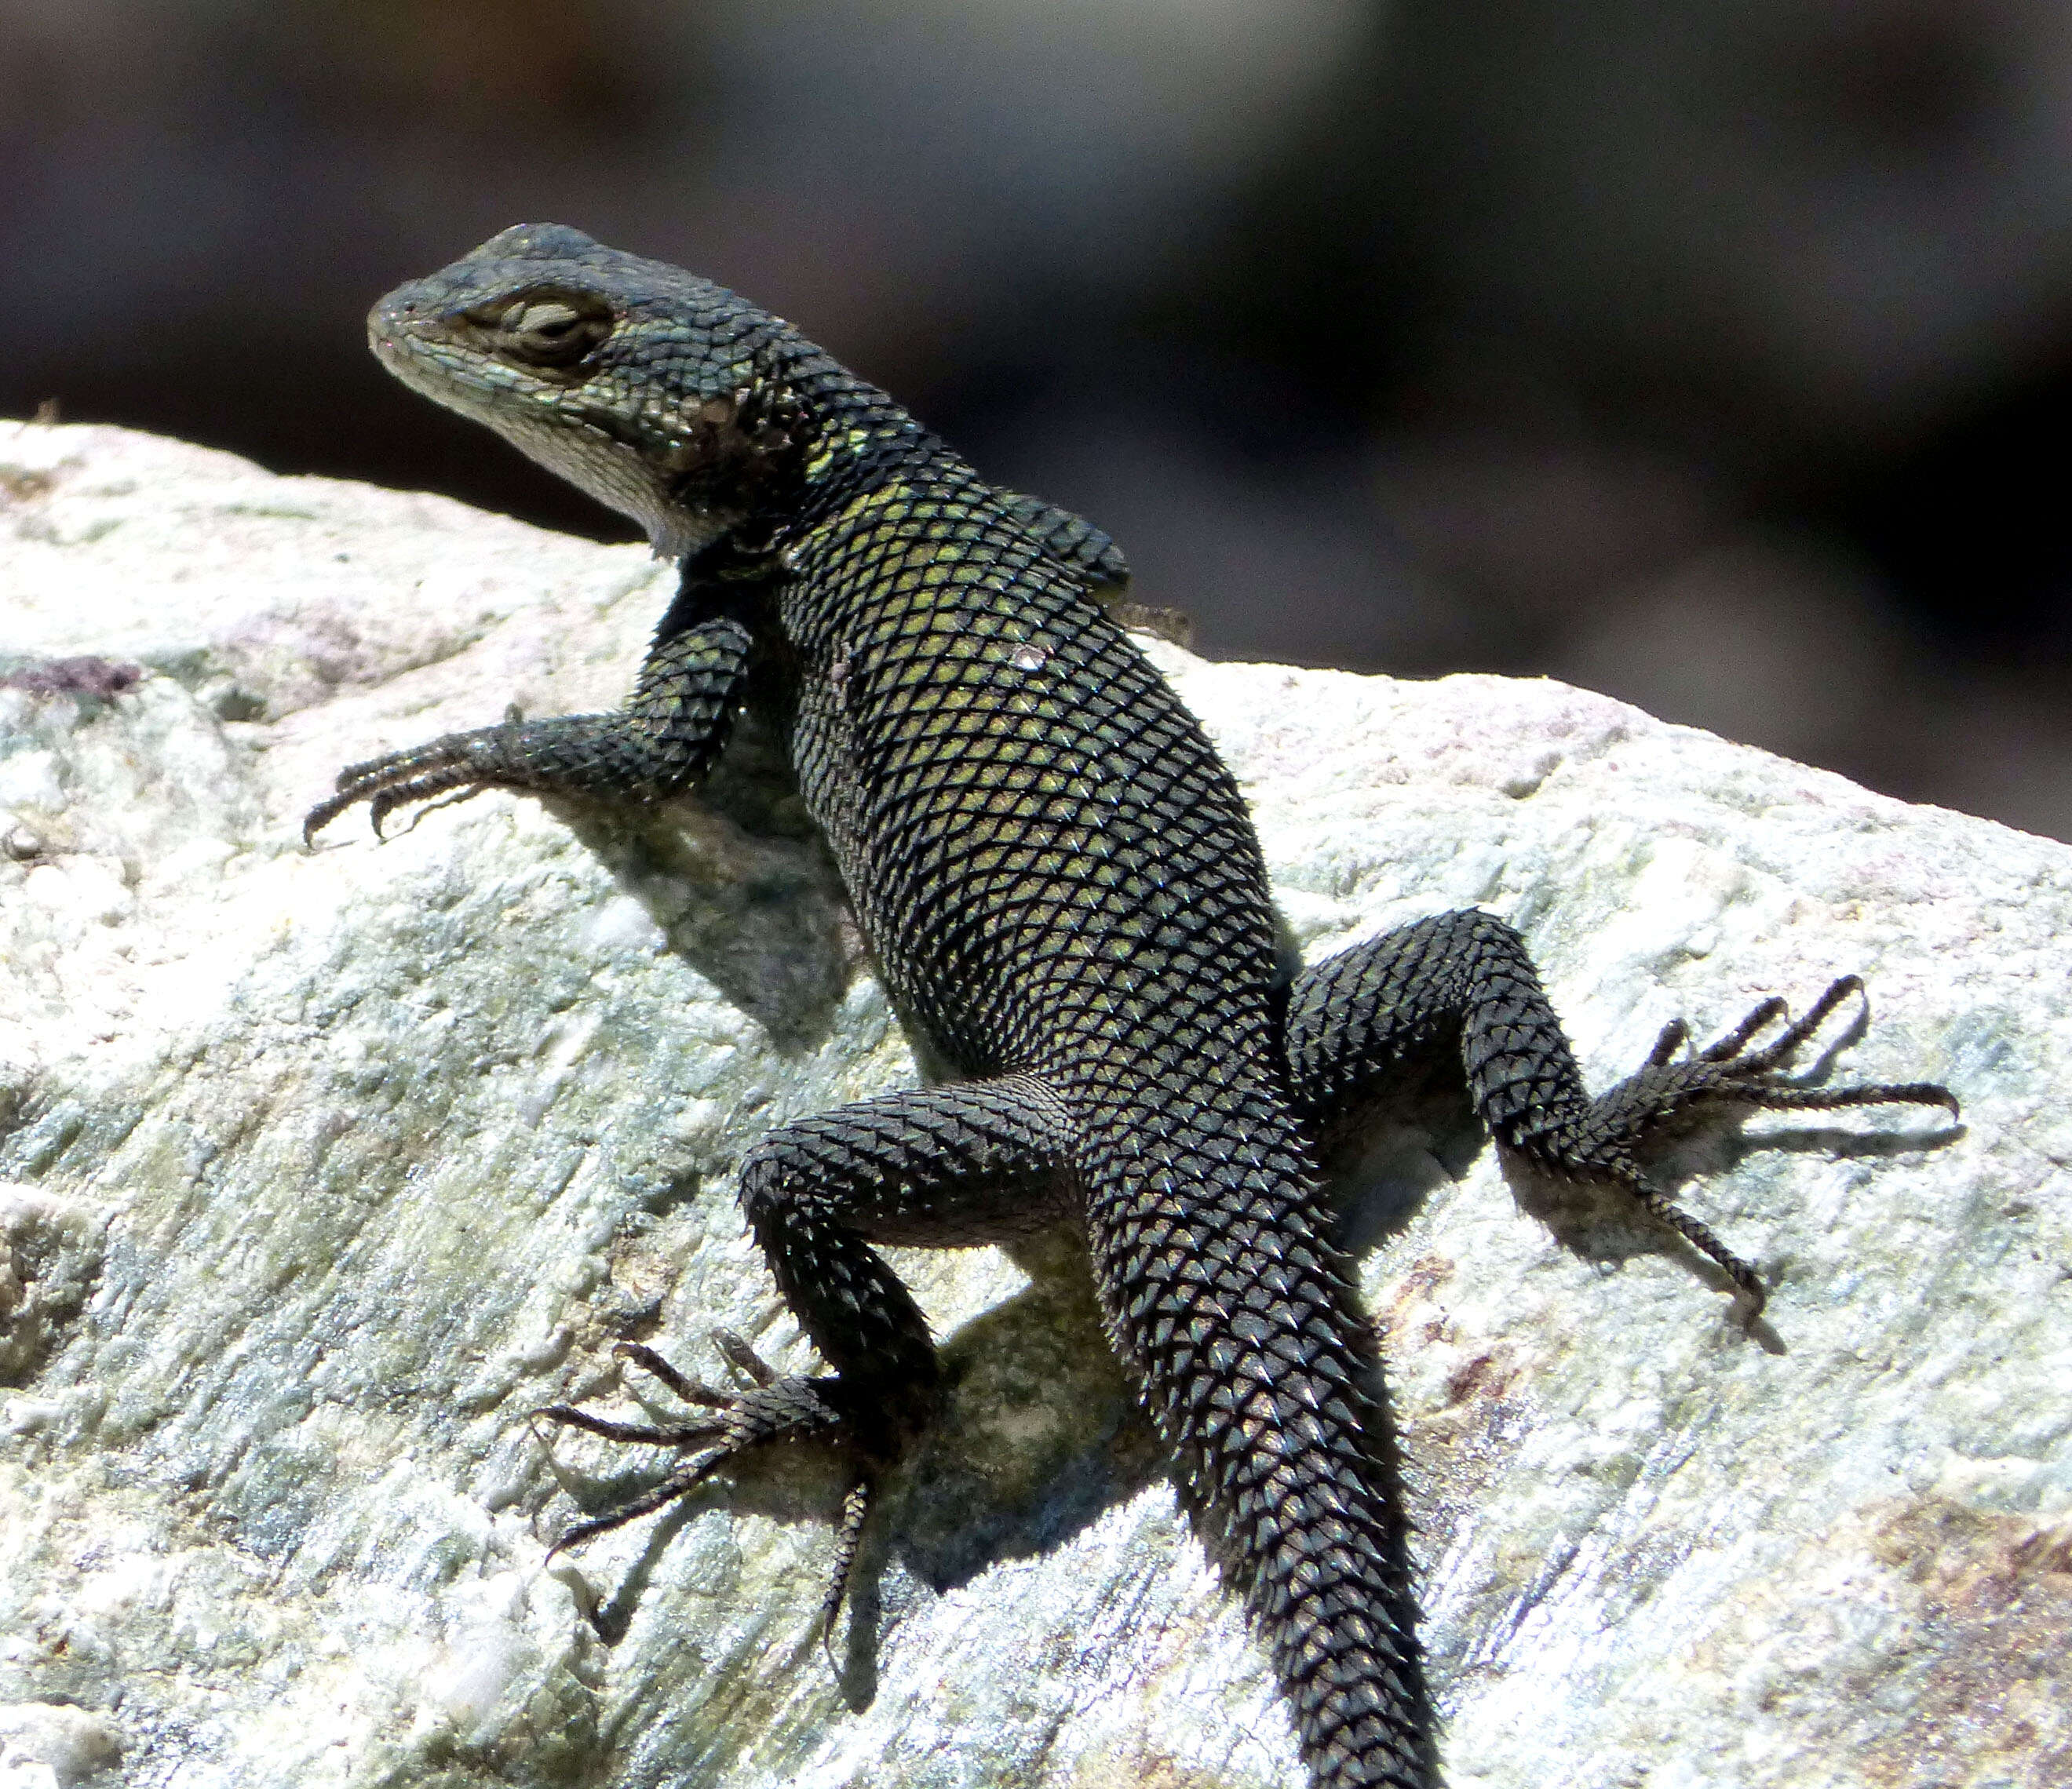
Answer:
[1,420,2065,1789]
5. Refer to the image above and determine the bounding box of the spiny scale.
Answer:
[309,224,1956,1787]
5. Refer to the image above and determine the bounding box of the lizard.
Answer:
[304,224,1957,1789]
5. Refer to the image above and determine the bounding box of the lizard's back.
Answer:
[782,471,1282,1085]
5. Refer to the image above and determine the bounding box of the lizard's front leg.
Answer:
[304,609,756,841]
[537,1073,1079,1628]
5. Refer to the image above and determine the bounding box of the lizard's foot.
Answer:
[303,717,528,843]
[1596,975,1958,1131]
[534,1332,875,1639]
[1572,977,1957,1319]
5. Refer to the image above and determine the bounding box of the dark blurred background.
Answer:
[6,1,2070,836]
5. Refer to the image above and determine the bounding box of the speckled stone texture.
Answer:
[2,421,2064,1789]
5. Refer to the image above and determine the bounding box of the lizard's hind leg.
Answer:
[534,1073,1081,1631]
[1285,911,1956,1317]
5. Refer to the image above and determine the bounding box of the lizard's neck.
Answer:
[764,342,977,535]
[661,344,990,589]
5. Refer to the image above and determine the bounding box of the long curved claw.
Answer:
[302,724,521,844]
[1634,978,1958,1120]
[711,1328,780,1388]
[1645,1017,1691,1069]
[1589,978,1957,1324]
[530,1402,725,1449]
[819,1478,873,1664]
[613,1340,735,1408]
[1697,993,1790,1063]
[531,1335,876,1642]
[544,1448,735,1561]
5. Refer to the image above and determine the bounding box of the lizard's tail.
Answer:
[1078,1097,1437,1789]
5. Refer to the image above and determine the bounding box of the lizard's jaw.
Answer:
[368,308,720,559]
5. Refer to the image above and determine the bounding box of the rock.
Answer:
[0,1700,122,1787]
[0,1187,108,1384]
[1,418,2065,1789]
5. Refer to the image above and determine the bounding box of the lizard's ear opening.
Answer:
[468,289,615,370]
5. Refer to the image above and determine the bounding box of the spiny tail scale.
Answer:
[1084,1087,1431,1786]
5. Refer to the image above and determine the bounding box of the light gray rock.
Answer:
[1,419,2065,1789]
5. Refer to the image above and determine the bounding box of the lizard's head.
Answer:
[368,224,815,558]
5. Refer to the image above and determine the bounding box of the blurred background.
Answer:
[5,0,2070,836]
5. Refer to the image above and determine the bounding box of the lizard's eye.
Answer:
[478,293,613,369]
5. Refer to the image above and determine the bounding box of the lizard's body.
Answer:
[308,225,1953,1789]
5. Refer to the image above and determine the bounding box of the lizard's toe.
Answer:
[1596,976,1957,1139]
[535,1335,877,1630]
[302,724,527,843]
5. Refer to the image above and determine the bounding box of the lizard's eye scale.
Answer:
[474,292,613,369]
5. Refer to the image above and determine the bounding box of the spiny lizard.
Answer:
[306,224,1956,1788]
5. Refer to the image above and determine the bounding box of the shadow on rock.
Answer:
[549,720,859,1058]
